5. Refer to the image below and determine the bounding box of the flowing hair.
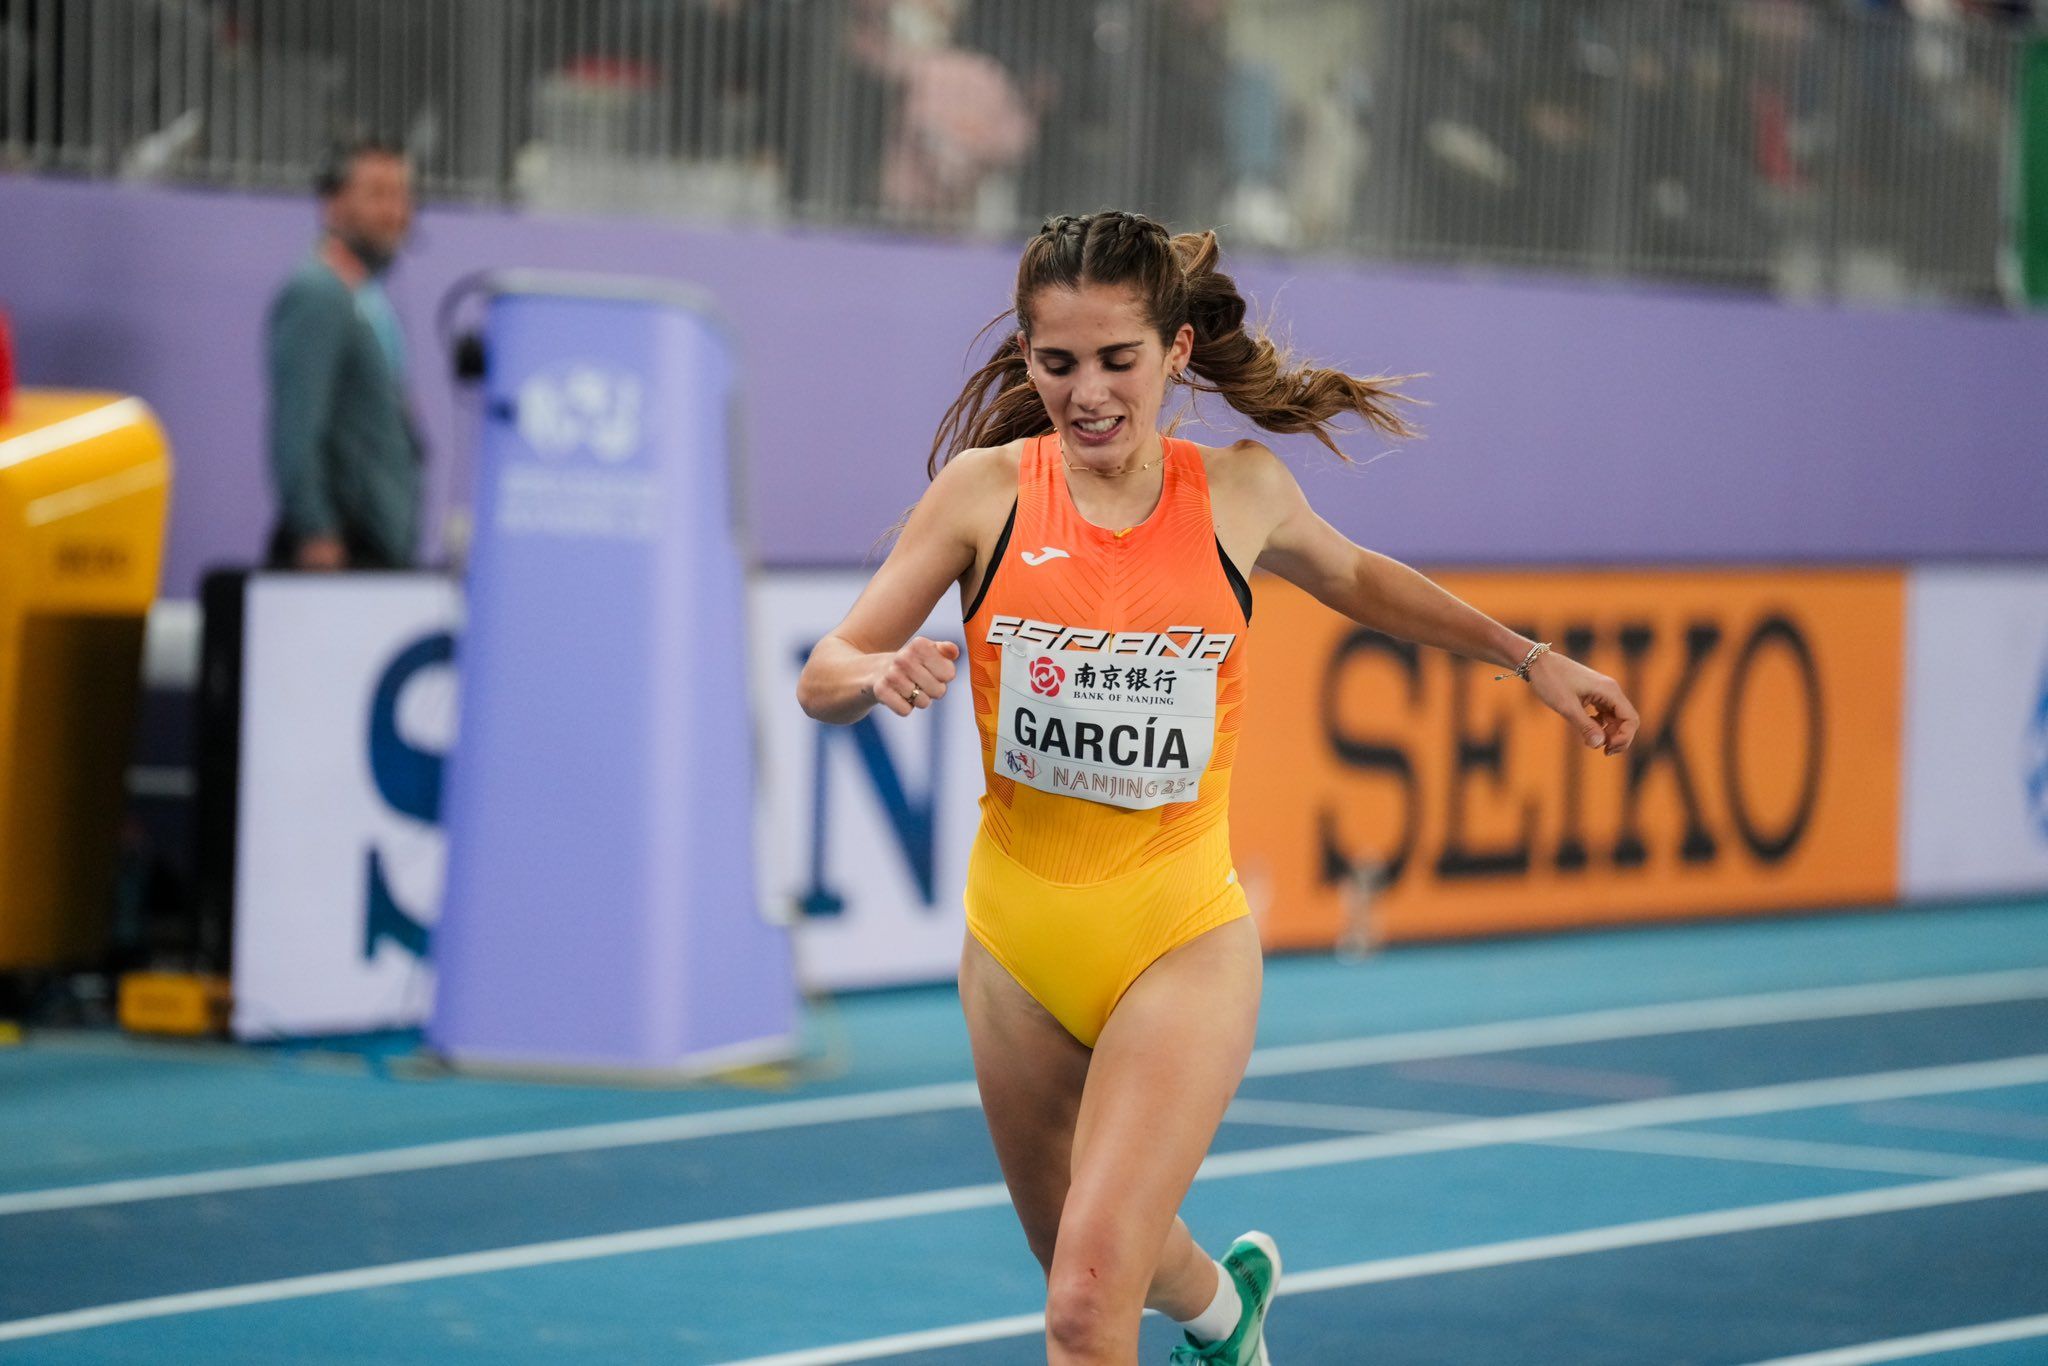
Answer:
[927,210,1417,477]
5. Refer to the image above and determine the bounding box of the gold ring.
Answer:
[906,685,924,703]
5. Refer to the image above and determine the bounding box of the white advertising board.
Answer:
[751,573,983,990]
[1902,566,2048,900]
[231,575,461,1038]
[228,568,974,1035]
[221,561,2048,1028]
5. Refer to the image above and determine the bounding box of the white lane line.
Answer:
[1239,968,2048,1079]
[1740,1312,2048,1365]
[1221,1099,2019,1179]
[1280,1165,2048,1289]
[4,1053,2048,1345]
[1196,1054,2048,1183]
[1858,1100,2048,1142]
[1525,1128,2017,1180]
[0,1081,978,1217]
[718,1167,2048,1366]
[10,966,2048,1217]
[0,1183,1015,1345]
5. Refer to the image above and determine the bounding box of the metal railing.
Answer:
[0,0,2029,305]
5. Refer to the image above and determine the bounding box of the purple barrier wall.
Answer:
[4,175,2044,599]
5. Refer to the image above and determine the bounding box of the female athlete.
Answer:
[797,210,1641,1364]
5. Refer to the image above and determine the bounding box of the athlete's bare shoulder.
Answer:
[929,439,1023,527]
[1192,437,1298,512]
[1197,435,1281,469]
[916,440,1025,592]
[938,439,1024,488]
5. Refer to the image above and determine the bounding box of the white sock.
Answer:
[1177,1260,1242,1343]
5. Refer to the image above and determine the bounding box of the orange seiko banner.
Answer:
[1230,568,1905,948]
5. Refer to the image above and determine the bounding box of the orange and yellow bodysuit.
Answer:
[963,434,1254,1046]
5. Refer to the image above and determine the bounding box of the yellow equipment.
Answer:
[0,390,171,970]
[117,970,230,1036]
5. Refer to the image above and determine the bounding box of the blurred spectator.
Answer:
[1293,61,1373,250]
[869,0,1036,230]
[958,0,1097,218]
[264,140,423,572]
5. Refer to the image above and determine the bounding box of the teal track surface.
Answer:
[5,900,2048,1364]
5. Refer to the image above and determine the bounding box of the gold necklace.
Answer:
[1059,433,1162,478]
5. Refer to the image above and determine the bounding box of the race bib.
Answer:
[994,642,1217,811]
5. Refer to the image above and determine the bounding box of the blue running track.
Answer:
[3,899,2047,1364]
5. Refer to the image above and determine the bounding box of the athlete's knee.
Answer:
[1044,1221,1146,1353]
[1043,1260,1126,1356]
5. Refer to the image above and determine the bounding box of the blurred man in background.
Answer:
[264,139,422,571]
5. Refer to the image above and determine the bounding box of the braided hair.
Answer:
[928,210,1416,476]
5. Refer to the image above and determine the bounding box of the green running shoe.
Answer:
[1168,1231,1281,1364]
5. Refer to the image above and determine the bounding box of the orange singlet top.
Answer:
[961,433,1253,1045]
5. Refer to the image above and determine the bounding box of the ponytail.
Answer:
[1172,230,1417,456]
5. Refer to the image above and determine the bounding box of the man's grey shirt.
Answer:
[266,255,421,566]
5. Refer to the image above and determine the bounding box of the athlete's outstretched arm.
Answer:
[1242,445,1640,756]
[797,449,1007,725]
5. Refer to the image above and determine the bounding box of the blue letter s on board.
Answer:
[363,631,455,960]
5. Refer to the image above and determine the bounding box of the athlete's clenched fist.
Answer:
[868,637,960,716]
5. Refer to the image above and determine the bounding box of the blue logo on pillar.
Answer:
[2026,650,2048,845]
[797,642,946,917]
[364,631,455,959]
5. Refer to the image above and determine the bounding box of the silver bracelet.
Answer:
[1495,641,1551,682]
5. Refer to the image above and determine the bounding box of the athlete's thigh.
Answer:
[1063,916,1262,1262]
[959,934,1092,1268]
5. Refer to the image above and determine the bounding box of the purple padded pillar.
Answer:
[429,273,796,1074]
